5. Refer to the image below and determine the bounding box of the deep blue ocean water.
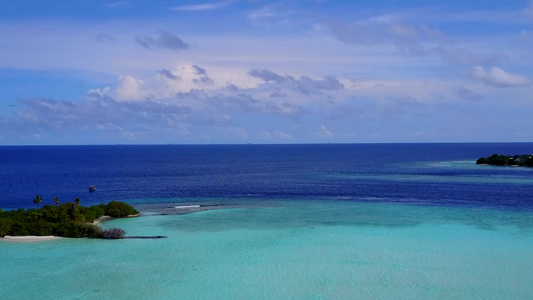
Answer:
[1,143,532,210]
[2,143,533,299]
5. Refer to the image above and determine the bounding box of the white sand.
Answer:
[0,215,140,242]
[93,214,139,225]
[0,235,64,243]
[93,215,113,225]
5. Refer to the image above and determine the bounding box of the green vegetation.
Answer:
[105,201,140,217]
[33,195,43,207]
[0,200,139,238]
[476,154,533,167]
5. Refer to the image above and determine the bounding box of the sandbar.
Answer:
[0,235,64,243]
[92,215,113,225]
[93,214,140,225]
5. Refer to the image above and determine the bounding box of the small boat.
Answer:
[89,186,96,192]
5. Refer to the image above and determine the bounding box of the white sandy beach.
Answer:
[92,214,139,225]
[92,215,113,225]
[0,236,64,243]
[0,214,140,243]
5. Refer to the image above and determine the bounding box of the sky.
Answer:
[0,0,532,145]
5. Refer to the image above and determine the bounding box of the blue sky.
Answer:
[1,0,532,145]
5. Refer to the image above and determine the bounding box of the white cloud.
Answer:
[248,6,282,20]
[3,3,533,144]
[316,125,333,138]
[171,65,219,91]
[171,1,233,11]
[115,75,145,101]
[96,123,135,139]
[471,66,531,88]
[259,130,272,139]
[93,64,230,102]
[87,86,111,98]
[88,65,347,115]
[323,17,508,65]
[273,130,292,140]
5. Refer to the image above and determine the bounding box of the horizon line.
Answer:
[1,141,532,147]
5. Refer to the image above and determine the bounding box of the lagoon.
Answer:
[2,200,533,299]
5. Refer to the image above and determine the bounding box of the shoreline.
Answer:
[92,213,140,225]
[1,214,141,243]
[0,235,64,243]
[92,215,113,225]
[477,163,523,167]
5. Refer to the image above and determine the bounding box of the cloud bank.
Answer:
[472,66,531,88]
[248,69,344,95]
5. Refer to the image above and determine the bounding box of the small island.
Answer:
[0,199,139,239]
[476,153,533,167]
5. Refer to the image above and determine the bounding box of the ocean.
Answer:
[1,143,532,299]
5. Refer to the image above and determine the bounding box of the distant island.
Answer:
[0,199,139,239]
[476,154,533,167]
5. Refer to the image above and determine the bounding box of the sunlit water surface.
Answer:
[1,144,532,299]
[1,201,532,299]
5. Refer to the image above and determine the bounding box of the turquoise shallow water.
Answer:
[1,200,532,299]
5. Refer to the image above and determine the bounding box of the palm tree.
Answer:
[75,198,81,206]
[54,197,60,206]
[33,194,43,207]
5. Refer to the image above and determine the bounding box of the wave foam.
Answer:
[174,205,201,209]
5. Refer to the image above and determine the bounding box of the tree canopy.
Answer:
[0,201,139,238]
[476,154,533,167]
[33,195,43,206]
